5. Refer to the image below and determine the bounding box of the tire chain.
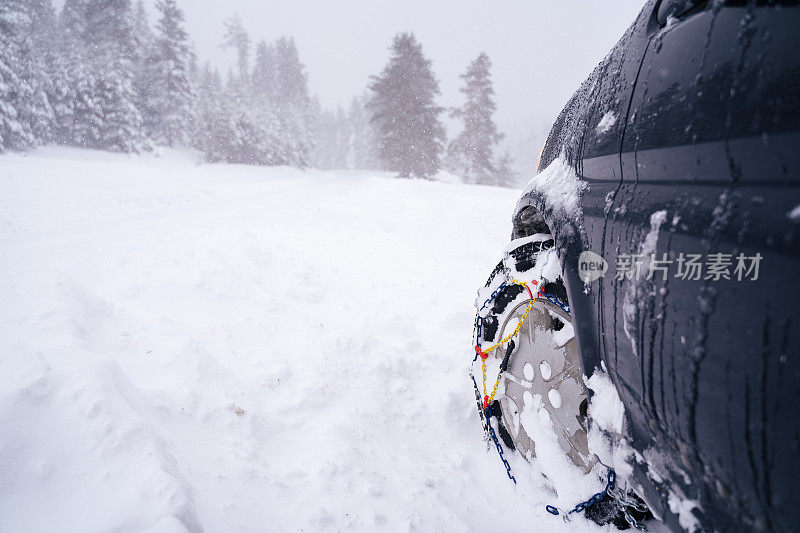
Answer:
[470,272,650,529]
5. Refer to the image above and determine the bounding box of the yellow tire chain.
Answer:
[477,279,540,409]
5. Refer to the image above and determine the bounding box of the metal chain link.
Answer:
[538,290,571,314]
[469,373,516,483]
[608,486,649,530]
[546,468,616,517]
[471,272,648,527]
[471,258,650,528]
[478,281,508,313]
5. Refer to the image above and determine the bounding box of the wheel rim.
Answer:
[494,298,592,471]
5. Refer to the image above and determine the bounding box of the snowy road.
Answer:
[0,148,609,532]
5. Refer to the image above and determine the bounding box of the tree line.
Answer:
[0,0,516,186]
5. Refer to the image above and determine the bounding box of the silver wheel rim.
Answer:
[494,298,592,471]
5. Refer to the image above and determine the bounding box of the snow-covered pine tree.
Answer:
[193,62,226,161]
[252,40,277,104]
[60,0,146,152]
[149,0,195,147]
[274,37,307,106]
[0,1,28,151]
[220,68,248,163]
[55,7,100,149]
[214,18,275,165]
[448,52,503,185]
[368,33,445,179]
[221,15,250,81]
[45,46,74,145]
[50,0,84,144]
[32,2,70,146]
[95,0,147,152]
[248,99,282,165]
[23,0,55,145]
[0,0,54,151]
[273,36,313,168]
[130,0,155,138]
[216,14,261,164]
[249,39,283,164]
[230,88,282,166]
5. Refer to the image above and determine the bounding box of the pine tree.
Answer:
[368,33,445,179]
[94,2,146,153]
[131,0,155,138]
[51,0,85,144]
[58,0,103,147]
[215,15,250,163]
[59,0,146,152]
[0,0,53,151]
[24,0,55,144]
[150,0,195,146]
[0,1,28,151]
[221,15,250,81]
[252,40,277,103]
[31,0,75,147]
[215,15,266,164]
[193,62,225,160]
[230,80,281,166]
[273,36,313,167]
[448,52,503,184]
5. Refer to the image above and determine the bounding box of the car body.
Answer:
[512,0,800,529]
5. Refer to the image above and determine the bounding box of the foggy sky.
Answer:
[55,0,645,170]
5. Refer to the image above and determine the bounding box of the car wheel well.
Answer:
[512,205,552,240]
[513,206,569,305]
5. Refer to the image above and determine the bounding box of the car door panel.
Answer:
[617,2,800,529]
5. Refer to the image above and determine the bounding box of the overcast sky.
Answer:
[56,0,646,170]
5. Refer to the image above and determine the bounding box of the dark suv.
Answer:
[472,0,799,530]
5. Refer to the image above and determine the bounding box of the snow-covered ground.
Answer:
[0,148,613,532]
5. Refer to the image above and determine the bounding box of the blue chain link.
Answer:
[473,314,482,361]
[478,281,508,313]
[546,468,616,517]
[470,373,516,484]
[538,290,571,314]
